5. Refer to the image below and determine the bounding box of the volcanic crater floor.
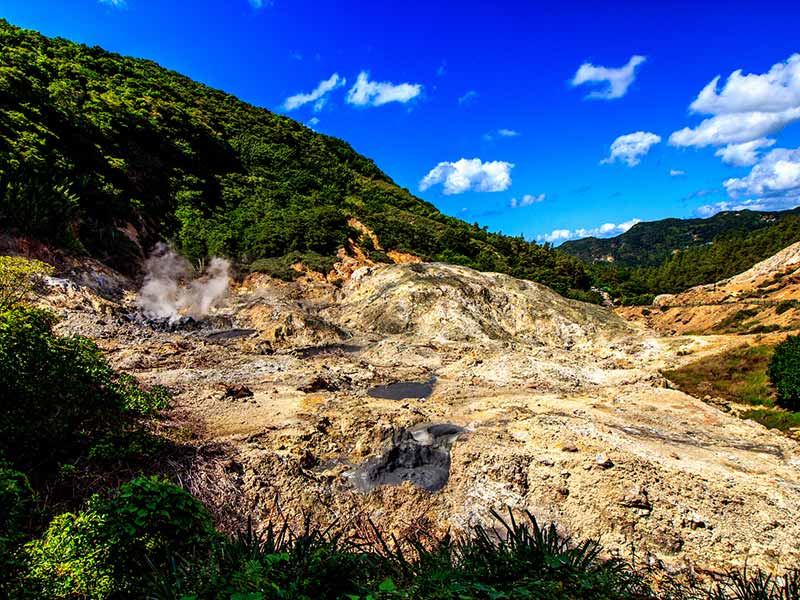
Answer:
[46,261,800,576]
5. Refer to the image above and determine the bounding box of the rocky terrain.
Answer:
[618,241,800,335]
[34,254,800,576]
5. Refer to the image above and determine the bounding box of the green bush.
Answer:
[0,255,54,310]
[21,477,216,599]
[768,335,800,411]
[249,251,337,281]
[22,508,116,599]
[0,306,171,471]
[0,464,35,594]
[776,299,799,315]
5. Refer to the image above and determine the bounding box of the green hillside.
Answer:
[587,213,800,304]
[0,19,592,298]
[560,208,800,268]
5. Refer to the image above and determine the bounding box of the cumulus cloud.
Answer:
[307,117,320,127]
[458,90,478,105]
[483,128,520,141]
[669,169,686,176]
[724,147,800,198]
[669,109,800,147]
[537,218,642,244]
[346,72,422,107]
[690,147,800,216]
[571,55,646,100]
[601,131,661,166]
[510,193,545,208]
[99,0,127,7]
[714,138,776,166]
[420,158,514,195]
[670,55,800,151]
[690,55,800,115]
[283,73,345,112]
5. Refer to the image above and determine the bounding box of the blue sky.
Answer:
[4,0,800,244]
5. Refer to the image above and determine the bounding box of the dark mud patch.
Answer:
[367,378,435,400]
[292,343,363,358]
[348,423,465,492]
[205,328,258,341]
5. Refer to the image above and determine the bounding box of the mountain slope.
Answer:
[560,208,800,267]
[0,19,591,297]
[573,211,800,303]
[618,241,800,335]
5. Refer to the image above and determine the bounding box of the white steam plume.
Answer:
[137,243,230,321]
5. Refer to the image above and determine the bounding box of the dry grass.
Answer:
[663,343,800,437]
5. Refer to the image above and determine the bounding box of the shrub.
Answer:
[0,306,171,470]
[776,299,799,315]
[21,477,216,599]
[22,508,116,600]
[0,255,54,309]
[768,335,800,411]
[0,464,35,594]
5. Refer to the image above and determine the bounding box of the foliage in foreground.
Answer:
[2,479,797,600]
[0,305,171,473]
[769,335,800,412]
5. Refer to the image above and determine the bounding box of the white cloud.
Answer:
[510,193,545,208]
[571,55,646,100]
[458,90,478,105]
[99,0,127,7]
[669,109,800,147]
[601,131,661,166]
[483,128,520,141]
[249,0,273,8]
[691,146,800,216]
[690,55,800,115]
[420,158,514,195]
[307,117,320,127]
[714,138,776,166]
[346,72,422,107]
[670,55,800,151]
[283,74,345,112]
[537,218,642,244]
[724,147,800,198]
[437,61,447,77]
[669,169,686,176]
[696,197,800,217]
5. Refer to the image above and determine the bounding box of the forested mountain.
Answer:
[560,208,800,268]
[588,213,800,304]
[0,20,593,298]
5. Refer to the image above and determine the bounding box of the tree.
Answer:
[0,256,54,309]
[768,335,800,411]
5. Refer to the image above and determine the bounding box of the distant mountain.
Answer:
[575,210,800,304]
[0,20,591,297]
[560,209,800,268]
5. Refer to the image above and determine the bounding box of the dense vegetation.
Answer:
[0,19,593,299]
[584,213,800,304]
[769,335,800,411]
[561,209,800,268]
